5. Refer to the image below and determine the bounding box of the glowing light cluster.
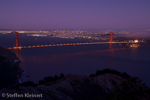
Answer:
[134,40,138,43]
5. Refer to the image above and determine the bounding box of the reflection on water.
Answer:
[18,46,150,87]
[20,47,126,68]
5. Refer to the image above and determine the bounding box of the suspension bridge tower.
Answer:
[109,32,113,49]
[16,31,19,57]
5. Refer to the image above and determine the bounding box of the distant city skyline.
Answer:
[0,0,150,30]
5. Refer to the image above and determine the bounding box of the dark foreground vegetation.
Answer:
[1,68,150,100]
[90,68,131,79]
[108,77,150,100]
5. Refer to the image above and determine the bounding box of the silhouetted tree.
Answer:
[60,73,65,78]
[54,75,59,80]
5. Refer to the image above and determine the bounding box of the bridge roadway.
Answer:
[8,41,134,50]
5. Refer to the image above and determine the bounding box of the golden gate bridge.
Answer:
[5,31,137,57]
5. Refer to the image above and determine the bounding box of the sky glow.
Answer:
[0,0,150,30]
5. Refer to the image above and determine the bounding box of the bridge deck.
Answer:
[8,41,134,50]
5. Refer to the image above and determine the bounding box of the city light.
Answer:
[134,40,138,43]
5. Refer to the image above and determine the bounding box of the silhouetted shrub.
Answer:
[44,76,54,81]
[108,77,150,100]
[89,73,95,77]
[60,73,65,78]
[121,72,130,79]
[54,75,59,80]
[38,73,65,84]
[90,68,131,79]
[39,76,54,84]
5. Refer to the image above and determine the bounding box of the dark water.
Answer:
[0,33,150,87]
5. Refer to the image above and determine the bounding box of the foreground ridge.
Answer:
[0,71,150,100]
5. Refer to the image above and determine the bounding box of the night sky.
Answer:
[0,0,150,30]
